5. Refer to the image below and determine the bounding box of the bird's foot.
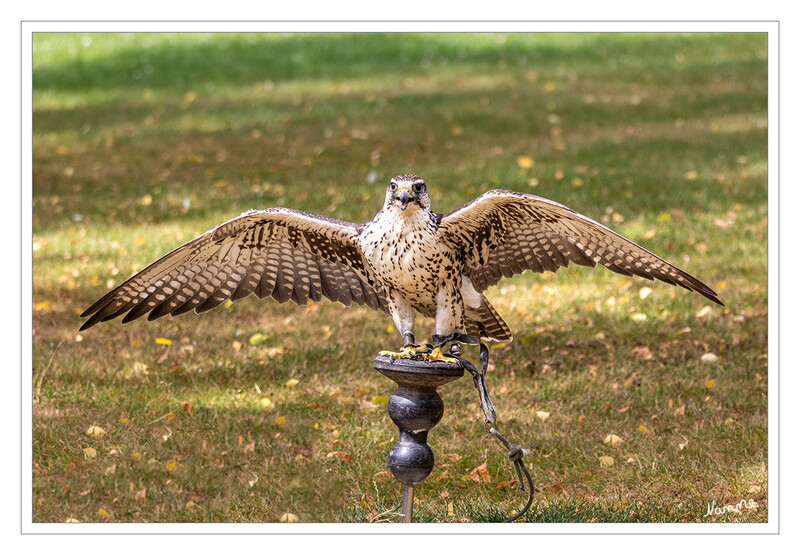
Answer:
[379,343,432,361]
[424,346,460,364]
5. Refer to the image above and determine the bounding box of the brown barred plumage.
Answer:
[81,175,722,342]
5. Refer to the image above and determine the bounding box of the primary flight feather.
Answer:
[81,174,722,354]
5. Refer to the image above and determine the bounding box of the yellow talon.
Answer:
[425,347,459,364]
[379,344,432,359]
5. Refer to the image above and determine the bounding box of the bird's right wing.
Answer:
[80,208,389,330]
[439,190,722,305]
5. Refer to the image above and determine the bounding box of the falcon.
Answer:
[80,174,722,361]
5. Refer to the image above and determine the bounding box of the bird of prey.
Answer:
[81,174,722,361]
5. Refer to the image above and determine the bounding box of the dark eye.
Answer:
[412,183,423,193]
[389,182,397,191]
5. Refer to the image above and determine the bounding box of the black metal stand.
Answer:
[373,355,464,523]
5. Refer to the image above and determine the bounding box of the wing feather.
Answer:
[80,208,389,330]
[439,190,722,305]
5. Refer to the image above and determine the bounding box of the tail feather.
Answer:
[464,295,513,342]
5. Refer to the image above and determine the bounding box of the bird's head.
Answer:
[384,174,430,213]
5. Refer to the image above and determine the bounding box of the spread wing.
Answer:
[438,189,722,305]
[80,208,389,330]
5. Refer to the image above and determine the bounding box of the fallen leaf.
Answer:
[517,155,534,169]
[604,434,624,447]
[83,447,97,459]
[265,346,288,357]
[536,410,550,422]
[97,508,111,518]
[701,353,719,364]
[638,425,651,433]
[326,451,353,462]
[279,512,299,523]
[371,396,389,407]
[632,346,654,360]
[469,461,491,483]
[134,487,147,500]
[630,313,648,322]
[155,337,172,346]
[696,306,712,318]
[181,401,192,413]
[285,378,300,387]
[249,332,269,346]
[706,378,716,389]
[374,470,393,483]
[599,456,615,468]
[85,425,107,438]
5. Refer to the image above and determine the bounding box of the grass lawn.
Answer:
[31,32,768,523]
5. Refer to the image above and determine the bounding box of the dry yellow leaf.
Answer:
[517,155,534,169]
[285,378,300,387]
[97,509,110,518]
[371,396,389,407]
[638,425,651,433]
[599,456,615,468]
[279,512,299,523]
[536,410,550,422]
[696,306,712,318]
[249,332,269,346]
[701,353,719,364]
[85,425,107,438]
[155,337,172,346]
[166,461,177,472]
[276,415,285,425]
[603,434,624,447]
[706,378,716,389]
[83,447,97,459]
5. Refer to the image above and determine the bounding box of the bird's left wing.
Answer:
[438,189,722,305]
[80,208,389,330]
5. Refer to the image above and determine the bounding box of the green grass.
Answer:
[32,32,768,524]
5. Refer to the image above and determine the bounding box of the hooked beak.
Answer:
[397,188,413,211]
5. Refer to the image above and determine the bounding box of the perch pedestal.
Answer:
[373,355,464,523]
